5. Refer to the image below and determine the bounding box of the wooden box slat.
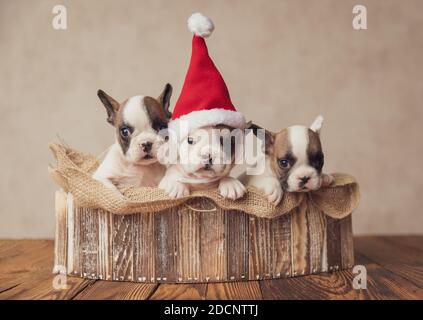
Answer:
[133,212,155,282]
[226,211,249,280]
[53,191,67,274]
[54,191,355,283]
[249,216,273,279]
[80,208,99,279]
[154,210,177,282]
[199,204,227,282]
[98,210,113,280]
[113,215,134,281]
[271,213,292,278]
[340,215,354,268]
[176,207,201,282]
[291,201,309,276]
[307,203,327,274]
[326,216,343,271]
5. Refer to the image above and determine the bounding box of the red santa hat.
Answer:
[168,13,246,138]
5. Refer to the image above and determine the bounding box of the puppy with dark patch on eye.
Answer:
[92,84,173,190]
[245,116,334,206]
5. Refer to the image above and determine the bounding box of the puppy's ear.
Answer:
[246,122,275,155]
[246,121,261,131]
[263,130,275,155]
[310,115,324,135]
[158,83,173,118]
[97,90,120,125]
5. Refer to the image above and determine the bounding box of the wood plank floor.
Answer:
[0,237,422,300]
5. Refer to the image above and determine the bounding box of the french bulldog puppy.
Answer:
[246,116,334,206]
[92,84,173,189]
[158,125,246,200]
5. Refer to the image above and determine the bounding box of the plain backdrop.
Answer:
[1,0,422,238]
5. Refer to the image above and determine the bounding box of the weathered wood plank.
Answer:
[74,280,157,300]
[271,213,292,278]
[2,238,423,300]
[133,212,155,283]
[249,217,273,280]
[355,237,421,266]
[0,241,53,271]
[326,216,342,272]
[260,258,423,300]
[80,208,99,279]
[66,193,75,275]
[0,240,73,299]
[261,271,356,300]
[98,210,113,280]
[53,191,67,274]
[340,215,354,268]
[306,203,327,274]
[176,204,200,282]
[206,281,262,300]
[149,283,206,300]
[155,210,177,282]
[0,273,95,300]
[71,207,82,276]
[291,201,309,276]
[112,215,134,281]
[0,240,54,292]
[200,204,227,282]
[355,237,423,288]
[226,211,249,281]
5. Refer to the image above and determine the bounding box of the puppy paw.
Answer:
[219,177,246,200]
[159,178,190,198]
[265,184,283,206]
[248,177,283,206]
[321,173,334,187]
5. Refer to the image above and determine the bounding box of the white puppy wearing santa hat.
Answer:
[158,13,247,200]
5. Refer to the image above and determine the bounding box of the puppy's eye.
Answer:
[278,159,290,169]
[187,137,195,145]
[120,127,130,138]
[311,152,324,170]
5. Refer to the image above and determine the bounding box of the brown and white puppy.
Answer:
[158,125,246,199]
[246,116,334,206]
[92,84,173,189]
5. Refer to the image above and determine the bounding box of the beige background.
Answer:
[0,0,422,238]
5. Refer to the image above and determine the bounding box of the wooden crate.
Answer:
[54,190,354,283]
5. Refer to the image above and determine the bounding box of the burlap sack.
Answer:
[48,143,360,219]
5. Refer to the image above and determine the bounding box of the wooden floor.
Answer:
[0,236,422,300]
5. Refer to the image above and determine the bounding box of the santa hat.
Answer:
[168,13,246,139]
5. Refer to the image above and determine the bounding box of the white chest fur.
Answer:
[93,143,166,189]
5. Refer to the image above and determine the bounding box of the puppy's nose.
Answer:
[201,153,213,165]
[141,142,152,153]
[299,176,310,184]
